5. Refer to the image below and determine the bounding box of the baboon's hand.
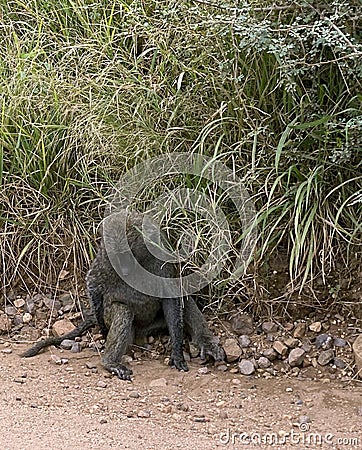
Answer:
[200,342,226,362]
[169,354,189,372]
[110,365,133,381]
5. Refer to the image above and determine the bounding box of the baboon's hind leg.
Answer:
[162,298,189,372]
[184,297,225,362]
[102,303,134,381]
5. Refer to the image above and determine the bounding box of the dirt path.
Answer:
[0,343,361,450]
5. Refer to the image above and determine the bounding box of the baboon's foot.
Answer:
[169,354,189,372]
[106,364,133,381]
[200,341,226,362]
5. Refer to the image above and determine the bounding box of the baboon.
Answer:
[22,210,225,380]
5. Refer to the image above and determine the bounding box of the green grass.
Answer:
[0,0,361,315]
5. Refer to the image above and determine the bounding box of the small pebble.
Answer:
[333,337,347,347]
[238,359,255,375]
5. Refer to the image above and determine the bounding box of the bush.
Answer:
[1,1,361,315]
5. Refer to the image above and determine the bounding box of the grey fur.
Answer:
[23,210,225,380]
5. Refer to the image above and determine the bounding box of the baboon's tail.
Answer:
[21,315,98,357]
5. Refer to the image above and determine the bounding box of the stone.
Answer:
[0,315,11,333]
[238,335,251,348]
[198,367,209,375]
[85,361,97,370]
[71,342,82,353]
[238,359,255,375]
[5,306,17,316]
[262,321,278,333]
[230,313,254,336]
[333,337,347,348]
[52,318,75,337]
[25,300,35,314]
[129,391,140,399]
[42,296,62,311]
[293,323,307,339]
[284,338,299,348]
[309,321,322,333]
[262,348,278,361]
[317,349,334,366]
[257,357,271,369]
[352,334,362,379]
[97,380,107,388]
[14,298,25,308]
[22,313,32,324]
[288,348,306,367]
[137,410,151,418]
[273,341,288,357]
[223,338,242,362]
[315,334,333,349]
[149,377,168,387]
[333,358,346,369]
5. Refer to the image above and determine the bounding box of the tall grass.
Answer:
[0,0,361,315]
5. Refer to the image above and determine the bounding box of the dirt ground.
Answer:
[0,344,361,450]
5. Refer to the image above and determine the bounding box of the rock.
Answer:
[238,359,255,375]
[0,315,11,333]
[288,348,306,367]
[59,294,73,306]
[223,338,242,362]
[198,367,209,375]
[42,296,62,311]
[299,415,311,424]
[257,357,271,369]
[2,348,12,354]
[301,343,312,353]
[217,364,228,372]
[25,299,35,314]
[293,322,307,339]
[262,348,278,361]
[129,391,140,398]
[71,342,82,353]
[5,306,17,316]
[99,417,107,424]
[333,358,346,369]
[315,334,333,349]
[60,339,75,350]
[13,315,23,326]
[284,338,299,348]
[14,298,25,308]
[52,319,75,337]
[238,335,251,348]
[273,341,288,357]
[85,361,97,370]
[309,321,322,333]
[22,313,32,324]
[353,334,362,379]
[149,378,168,387]
[97,380,107,388]
[137,410,151,418]
[230,313,254,336]
[63,305,73,314]
[334,337,347,348]
[317,349,334,366]
[262,321,278,333]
